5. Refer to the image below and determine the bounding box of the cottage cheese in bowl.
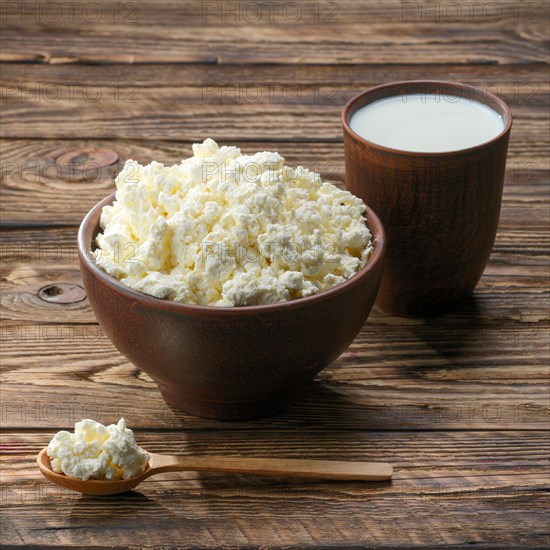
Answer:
[94,139,373,306]
[47,418,149,480]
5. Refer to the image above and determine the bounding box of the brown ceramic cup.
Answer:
[78,194,385,420]
[342,80,512,316]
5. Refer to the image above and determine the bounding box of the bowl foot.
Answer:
[157,384,308,421]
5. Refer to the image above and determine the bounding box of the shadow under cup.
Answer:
[342,81,512,317]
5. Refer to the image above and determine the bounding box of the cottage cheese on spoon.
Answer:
[94,139,373,306]
[47,418,149,480]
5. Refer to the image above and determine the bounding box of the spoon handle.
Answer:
[150,454,393,481]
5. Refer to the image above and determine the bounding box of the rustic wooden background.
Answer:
[1,1,549,547]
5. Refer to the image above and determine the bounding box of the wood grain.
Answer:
[2,62,548,104]
[1,235,549,323]
[1,315,548,430]
[2,431,549,547]
[3,430,549,468]
[1,99,546,141]
[1,63,548,140]
[1,138,548,225]
[1,0,549,546]
[1,0,545,28]
[1,1,548,64]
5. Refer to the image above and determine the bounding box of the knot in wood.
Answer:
[38,283,87,304]
[55,148,120,171]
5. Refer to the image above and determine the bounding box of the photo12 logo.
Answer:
[395,81,541,107]
[0,2,139,23]
[401,1,540,23]
[201,1,339,24]
[202,83,340,104]
[201,239,342,271]
[1,83,139,104]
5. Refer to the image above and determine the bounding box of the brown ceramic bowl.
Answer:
[77,194,386,420]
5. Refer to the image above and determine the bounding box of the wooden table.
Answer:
[1,1,549,547]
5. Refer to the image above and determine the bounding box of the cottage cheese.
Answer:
[94,139,373,306]
[47,418,149,480]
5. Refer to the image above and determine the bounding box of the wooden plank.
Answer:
[1,225,548,267]
[1,218,549,320]
[2,313,548,381]
[1,138,548,225]
[1,94,546,141]
[2,60,549,91]
[1,0,546,28]
[1,431,549,547]
[1,63,548,140]
[1,479,547,548]
[1,240,549,324]
[1,314,548,430]
[0,136,545,178]
[1,271,549,328]
[3,430,550,470]
[1,62,547,138]
[0,1,548,64]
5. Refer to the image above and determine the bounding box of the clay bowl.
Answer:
[77,194,386,420]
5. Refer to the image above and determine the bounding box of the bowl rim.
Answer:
[77,193,386,317]
[342,79,513,157]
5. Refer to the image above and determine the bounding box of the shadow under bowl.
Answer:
[77,194,386,420]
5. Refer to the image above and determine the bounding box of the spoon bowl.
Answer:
[37,448,393,496]
[37,449,151,495]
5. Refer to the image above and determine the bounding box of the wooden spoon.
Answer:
[37,448,392,496]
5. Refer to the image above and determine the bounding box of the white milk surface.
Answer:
[349,93,505,153]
